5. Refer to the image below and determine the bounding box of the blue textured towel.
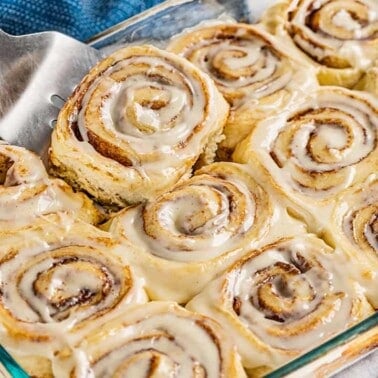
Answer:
[0,0,165,41]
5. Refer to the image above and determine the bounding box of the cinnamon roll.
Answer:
[233,87,378,233]
[167,23,318,159]
[261,0,378,88]
[54,302,246,378]
[323,174,378,308]
[0,215,147,377]
[0,143,101,227]
[187,235,374,374]
[49,45,229,207]
[105,162,306,303]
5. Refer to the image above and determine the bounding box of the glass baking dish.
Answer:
[88,2,378,375]
[1,0,377,376]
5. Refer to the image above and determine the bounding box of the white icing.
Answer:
[113,164,267,263]
[76,52,215,159]
[54,46,229,206]
[250,88,378,200]
[0,221,147,364]
[187,236,370,369]
[58,303,239,378]
[332,10,361,31]
[0,182,82,222]
[0,144,47,184]
[100,67,196,150]
[231,241,354,350]
[287,0,378,69]
[1,246,138,326]
[168,24,296,102]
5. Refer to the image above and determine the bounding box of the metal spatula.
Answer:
[0,30,103,154]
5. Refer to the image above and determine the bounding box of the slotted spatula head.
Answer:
[0,30,103,153]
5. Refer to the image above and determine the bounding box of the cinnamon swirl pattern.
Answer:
[0,143,101,228]
[50,45,229,207]
[324,175,378,308]
[55,302,246,378]
[233,87,378,231]
[0,216,147,376]
[187,235,374,373]
[262,0,378,87]
[168,24,317,159]
[106,162,305,303]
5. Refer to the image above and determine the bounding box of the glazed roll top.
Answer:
[228,239,364,350]
[55,302,246,378]
[50,45,229,207]
[268,89,377,195]
[233,86,378,228]
[0,215,147,372]
[187,235,373,372]
[168,23,315,105]
[261,0,378,87]
[0,143,101,226]
[286,0,378,69]
[113,163,272,262]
